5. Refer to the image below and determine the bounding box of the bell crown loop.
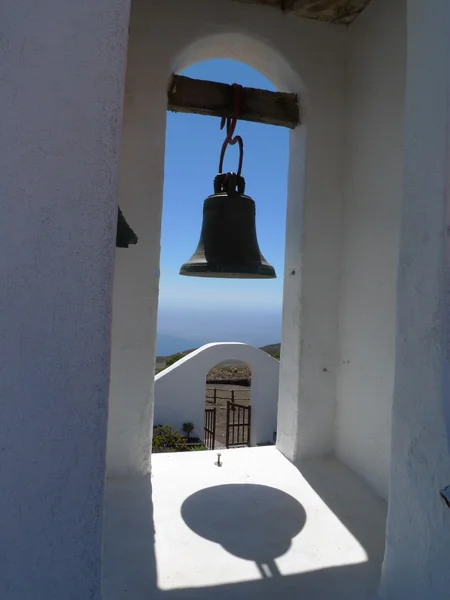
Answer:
[213,172,245,195]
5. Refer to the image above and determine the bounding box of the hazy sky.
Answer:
[159,59,289,316]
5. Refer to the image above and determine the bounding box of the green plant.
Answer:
[165,353,184,368]
[182,421,195,441]
[189,444,207,451]
[152,425,188,453]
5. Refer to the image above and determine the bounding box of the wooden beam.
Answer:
[167,74,300,129]
[230,0,371,24]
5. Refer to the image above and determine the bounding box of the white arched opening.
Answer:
[172,32,306,95]
[106,0,345,481]
[169,39,309,464]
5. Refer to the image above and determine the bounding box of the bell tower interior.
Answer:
[106,0,397,511]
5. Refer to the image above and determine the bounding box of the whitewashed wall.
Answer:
[4,0,450,597]
[154,343,279,445]
[106,0,346,475]
[380,0,450,596]
[0,0,130,597]
[335,0,406,500]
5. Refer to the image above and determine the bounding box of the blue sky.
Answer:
[159,59,289,315]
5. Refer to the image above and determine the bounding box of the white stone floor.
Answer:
[102,447,387,600]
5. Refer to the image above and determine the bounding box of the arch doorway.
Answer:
[205,360,252,449]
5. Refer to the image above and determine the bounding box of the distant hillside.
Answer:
[259,343,281,358]
[155,343,280,384]
[156,343,280,364]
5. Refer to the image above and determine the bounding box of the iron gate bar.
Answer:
[204,406,217,450]
[226,400,251,448]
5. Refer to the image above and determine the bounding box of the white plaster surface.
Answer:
[102,447,387,599]
[0,0,130,597]
[153,343,278,445]
[379,0,450,597]
[106,0,346,475]
[9,0,450,596]
[335,0,406,500]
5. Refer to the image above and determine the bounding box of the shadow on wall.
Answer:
[162,564,379,600]
[102,458,387,600]
[102,475,157,599]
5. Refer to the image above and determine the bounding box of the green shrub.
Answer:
[189,444,208,451]
[152,425,188,453]
[152,424,209,453]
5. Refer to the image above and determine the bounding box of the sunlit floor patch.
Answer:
[102,447,387,600]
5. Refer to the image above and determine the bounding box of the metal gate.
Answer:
[226,400,251,448]
[204,407,217,450]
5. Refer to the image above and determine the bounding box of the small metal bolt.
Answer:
[215,452,222,467]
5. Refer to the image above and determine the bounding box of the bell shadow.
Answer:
[101,465,386,600]
[180,483,306,577]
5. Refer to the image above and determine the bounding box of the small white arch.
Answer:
[154,343,279,446]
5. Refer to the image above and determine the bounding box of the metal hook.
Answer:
[218,83,244,177]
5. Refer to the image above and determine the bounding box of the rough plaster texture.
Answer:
[102,447,387,599]
[4,0,449,597]
[106,0,346,476]
[335,0,406,501]
[153,343,279,445]
[379,0,450,597]
[0,0,130,597]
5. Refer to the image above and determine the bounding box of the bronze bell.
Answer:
[116,206,138,248]
[180,173,276,278]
